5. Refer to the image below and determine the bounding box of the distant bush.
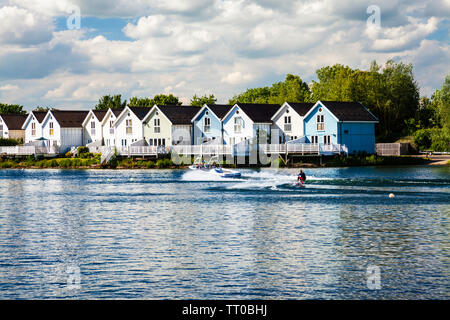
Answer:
[77,146,89,155]
[79,152,94,159]
[0,138,19,146]
[65,151,73,158]
[413,128,450,151]
[325,155,429,167]
[156,158,173,168]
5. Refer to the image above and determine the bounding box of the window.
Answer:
[344,130,349,134]
[122,139,127,146]
[49,122,54,136]
[31,123,36,136]
[0,124,3,137]
[204,117,211,133]
[91,121,95,135]
[311,136,318,144]
[162,139,166,146]
[234,117,242,133]
[230,137,235,145]
[317,115,324,131]
[154,118,160,133]
[323,135,331,145]
[126,119,132,134]
[284,116,292,132]
[110,121,114,134]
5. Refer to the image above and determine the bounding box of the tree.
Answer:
[94,94,127,111]
[129,94,182,107]
[0,103,26,115]
[310,60,420,140]
[229,74,311,104]
[435,74,450,131]
[190,94,217,107]
[34,106,50,112]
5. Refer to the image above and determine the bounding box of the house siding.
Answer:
[143,108,172,146]
[114,109,144,148]
[272,104,304,143]
[23,115,43,143]
[304,103,339,145]
[193,108,223,145]
[222,106,254,145]
[102,111,117,147]
[83,113,102,145]
[338,122,376,154]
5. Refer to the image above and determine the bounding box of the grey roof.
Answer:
[286,102,315,116]
[320,101,378,122]
[31,111,47,123]
[206,104,233,120]
[128,107,151,120]
[51,110,89,128]
[92,110,108,122]
[236,103,281,123]
[112,108,124,117]
[0,114,28,130]
[157,105,201,125]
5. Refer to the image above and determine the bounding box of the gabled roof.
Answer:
[112,108,124,117]
[285,102,315,116]
[207,104,234,120]
[231,103,281,123]
[32,111,47,123]
[128,106,152,120]
[157,105,201,125]
[0,114,28,130]
[317,101,378,122]
[100,108,124,126]
[272,102,315,120]
[191,104,233,122]
[48,110,89,128]
[92,110,108,122]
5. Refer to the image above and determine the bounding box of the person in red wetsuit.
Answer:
[297,170,306,184]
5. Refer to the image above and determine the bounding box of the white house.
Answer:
[114,106,150,149]
[41,110,89,153]
[82,110,108,145]
[142,105,200,147]
[271,102,314,143]
[0,114,27,141]
[222,103,280,145]
[22,111,48,143]
[101,108,124,147]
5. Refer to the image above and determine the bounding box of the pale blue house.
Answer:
[191,104,233,145]
[304,101,378,154]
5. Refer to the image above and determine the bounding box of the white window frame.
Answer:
[234,117,242,133]
[317,114,325,131]
[154,118,160,134]
[126,119,132,135]
[284,116,292,132]
[31,122,36,136]
[204,117,211,133]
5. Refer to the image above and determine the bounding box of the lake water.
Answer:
[0,166,449,299]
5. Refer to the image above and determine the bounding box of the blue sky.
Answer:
[0,0,448,110]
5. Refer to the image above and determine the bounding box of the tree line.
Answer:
[1,60,448,150]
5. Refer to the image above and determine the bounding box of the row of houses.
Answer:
[0,101,378,155]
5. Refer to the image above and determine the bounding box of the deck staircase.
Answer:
[100,147,115,165]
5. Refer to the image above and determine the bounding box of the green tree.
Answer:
[310,60,420,140]
[190,94,217,107]
[229,74,311,104]
[94,94,127,111]
[0,103,26,115]
[435,74,450,131]
[34,106,50,112]
[129,94,182,107]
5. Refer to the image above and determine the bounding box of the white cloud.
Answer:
[0,6,53,45]
[364,17,439,52]
[221,72,254,85]
[0,84,19,91]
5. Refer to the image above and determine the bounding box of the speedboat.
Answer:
[190,156,241,178]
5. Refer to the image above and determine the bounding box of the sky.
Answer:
[0,0,448,111]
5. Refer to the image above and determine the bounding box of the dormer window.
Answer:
[204,117,211,133]
[126,119,132,134]
[317,114,324,131]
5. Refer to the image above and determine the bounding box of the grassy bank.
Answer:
[0,154,437,169]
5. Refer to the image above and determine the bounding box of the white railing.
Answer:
[171,145,233,156]
[100,147,115,164]
[0,146,36,155]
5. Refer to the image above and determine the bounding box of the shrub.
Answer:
[156,158,173,168]
[0,138,19,146]
[79,152,94,159]
[65,151,73,158]
[145,161,155,168]
[77,146,89,155]
[413,128,450,151]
